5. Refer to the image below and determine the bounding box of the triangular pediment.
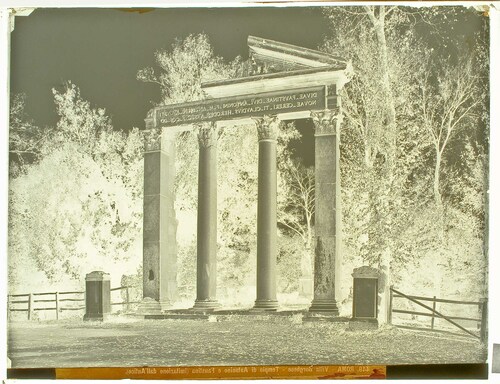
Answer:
[201,36,350,99]
[248,35,346,73]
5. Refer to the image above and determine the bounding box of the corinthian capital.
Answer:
[196,122,218,148]
[145,108,156,130]
[144,128,161,152]
[311,109,341,136]
[253,115,280,141]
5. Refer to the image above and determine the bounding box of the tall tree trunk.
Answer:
[365,5,398,323]
[433,147,445,296]
[434,149,443,209]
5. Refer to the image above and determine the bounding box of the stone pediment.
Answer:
[247,35,346,74]
[201,36,350,101]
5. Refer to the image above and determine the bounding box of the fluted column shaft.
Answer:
[193,122,220,310]
[253,116,280,310]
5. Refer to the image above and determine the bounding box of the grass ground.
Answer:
[7,316,487,368]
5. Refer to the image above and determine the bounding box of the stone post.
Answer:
[253,115,280,310]
[193,122,220,310]
[349,266,380,330]
[84,271,111,321]
[309,109,342,314]
[140,116,178,313]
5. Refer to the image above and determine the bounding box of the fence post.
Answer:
[27,293,33,320]
[480,298,488,343]
[125,286,130,311]
[388,285,393,324]
[55,292,60,320]
[431,296,436,330]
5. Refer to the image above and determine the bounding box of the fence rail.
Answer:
[389,286,487,342]
[7,286,137,321]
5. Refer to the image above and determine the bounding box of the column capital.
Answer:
[253,115,280,141]
[195,122,218,148]
[144,127,175,152]
[145,108,155,130]
[144,127,161,152]
[311,109,341,136]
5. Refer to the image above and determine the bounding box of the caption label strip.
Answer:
[56,365,386,380]
[155,86,326,126]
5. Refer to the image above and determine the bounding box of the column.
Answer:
[253,115,280,310]
[142,124,178,312]
[193,122,220,310]
[309,109,342,314]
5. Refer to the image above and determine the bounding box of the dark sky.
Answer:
[10,7,331,131]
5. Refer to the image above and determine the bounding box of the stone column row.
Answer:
[192,117,281,311]
[143,109,342,314]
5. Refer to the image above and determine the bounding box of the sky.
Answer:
[10,7,332,132]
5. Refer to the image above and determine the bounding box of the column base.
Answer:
[136,297,171,315]
[192,300,221,311]
[252,299,279,311]
[309,299,339,314]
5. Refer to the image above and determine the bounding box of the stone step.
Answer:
[142,309,351,323]
[145,313,209,320]
[303,315,350,323]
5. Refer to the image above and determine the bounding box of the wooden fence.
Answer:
[389,286,487,342]
[7,286,138,321]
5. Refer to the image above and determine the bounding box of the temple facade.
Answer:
[141,36,351,313]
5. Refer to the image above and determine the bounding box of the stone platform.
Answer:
[141,308,350,324]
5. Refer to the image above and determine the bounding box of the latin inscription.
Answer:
[155,87,326,126]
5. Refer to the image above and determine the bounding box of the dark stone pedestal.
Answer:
[84,271,111,321]
[350,266,380,329]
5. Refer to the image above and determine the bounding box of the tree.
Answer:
[8,83,144,290]
[323,6,427,273]
[137,33,241,105]
[419,55,483,209]
[277,157,315,292]
[8,94,48,176]
[323,5,488,305]
[278,158,315,252]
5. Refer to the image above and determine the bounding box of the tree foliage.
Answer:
[8,10,489,306]
[9,83,143,289]
[323,5,488,299]
[8,94,48,176]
